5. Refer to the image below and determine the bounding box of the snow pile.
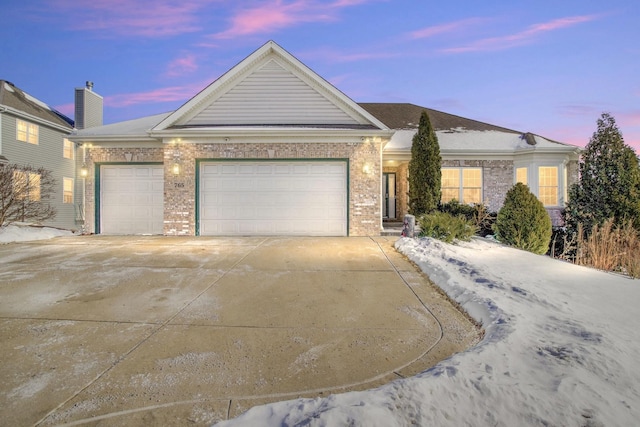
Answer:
[0,223,74,243]
[216,237,640,427]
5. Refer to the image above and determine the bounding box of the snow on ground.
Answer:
[0,223,74,243]
[216,237,640,427]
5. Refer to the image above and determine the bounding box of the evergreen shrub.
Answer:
[418,211,477,243]
[494,183,552,254]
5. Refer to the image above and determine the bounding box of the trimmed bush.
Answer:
[494,183,552,254]
[418,211,477,243]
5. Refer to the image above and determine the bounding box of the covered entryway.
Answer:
[99,164,164,235]
[198,161,347,236]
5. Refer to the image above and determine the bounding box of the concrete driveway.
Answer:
[0,236,480,426]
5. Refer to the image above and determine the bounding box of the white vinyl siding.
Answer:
[187,59,362,126]
[441,168,483,205]
[199,161,347,236]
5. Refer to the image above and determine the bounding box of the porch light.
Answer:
[363,163,373,175]
[80,164,89,177]
[172,162,181,175]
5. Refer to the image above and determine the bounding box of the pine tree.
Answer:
[494,183,552,254]
[408,111,441,216]
[565,113,640,234]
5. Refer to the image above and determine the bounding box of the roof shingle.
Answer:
[0,80,73,129]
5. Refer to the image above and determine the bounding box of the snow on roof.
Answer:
[71,112,171,138]
[385,128,578,153]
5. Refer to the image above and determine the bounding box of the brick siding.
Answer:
[84,141,382,236]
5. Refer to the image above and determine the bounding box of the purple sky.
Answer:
[3,0,639,153]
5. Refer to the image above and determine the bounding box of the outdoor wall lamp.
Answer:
[80,164,89,177]
[172,162,181,175]
[363,163,373,175]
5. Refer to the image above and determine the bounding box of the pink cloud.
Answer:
[212,0,372,39]
[410,17,488,39]
[105,82,206,108]
[165,54,199,78]
[442,14,599,53]
[53,102,74,118]
[47,0,208,37]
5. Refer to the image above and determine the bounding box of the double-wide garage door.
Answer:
[100,165,164,235]
[199,161,347,236]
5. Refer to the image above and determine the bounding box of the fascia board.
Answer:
[0,105,72,133]
[150,127,394,139]
[67,134,159,144]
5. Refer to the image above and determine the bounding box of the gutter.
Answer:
[0,104,72,133]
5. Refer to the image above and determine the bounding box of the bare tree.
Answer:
[0,163,57,226]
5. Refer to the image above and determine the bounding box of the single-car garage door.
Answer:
[199,161,347,236]
[100,164,164,235]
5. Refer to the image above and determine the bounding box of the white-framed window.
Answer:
[17,119,39,144]
[13,170,41,201]
[63,138,74,159]
[63,177,74,204]
[538,166,559,206]
[516,167,528,186]
[441,167,483,204]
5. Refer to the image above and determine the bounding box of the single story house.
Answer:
[69,41,580,236]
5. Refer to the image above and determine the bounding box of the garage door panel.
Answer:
[101,165,164,235]
[199,161,347,236]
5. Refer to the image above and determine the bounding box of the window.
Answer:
[516,167,528,185]
[441,168,483,204]
[17,119,38,144]
[13,170,41,201]
[538,166,558,206]
[63,139,74,159]
[63,178,74,204]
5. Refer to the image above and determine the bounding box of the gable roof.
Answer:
[151,41,388,133]
[0,80,73,130]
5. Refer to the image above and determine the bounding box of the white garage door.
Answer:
[100,164,164,235]
[199,161,347,236]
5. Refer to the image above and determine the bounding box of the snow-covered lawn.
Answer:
[0,223,74,243]
[217,237,640,427]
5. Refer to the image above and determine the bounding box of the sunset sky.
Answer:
[2,0,638,153]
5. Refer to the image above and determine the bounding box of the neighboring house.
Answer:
[0,80,79,229]
[69,41,580,237]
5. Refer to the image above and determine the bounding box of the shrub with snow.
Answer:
[493,183,552,254]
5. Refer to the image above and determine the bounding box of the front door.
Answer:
[383,172,396,219]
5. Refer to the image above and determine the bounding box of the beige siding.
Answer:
[187,60,362,126]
